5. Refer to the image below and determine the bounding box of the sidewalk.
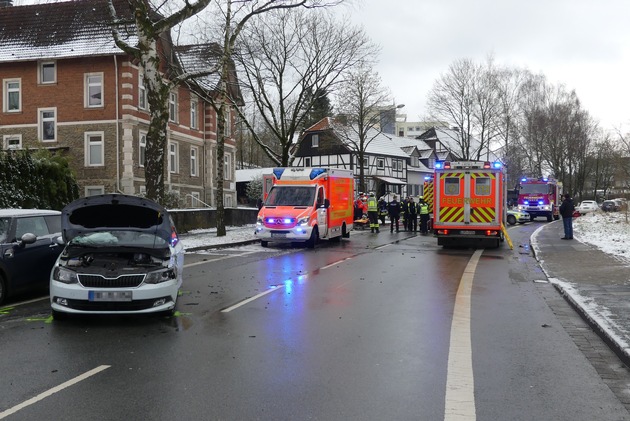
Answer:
[532,222,630,364]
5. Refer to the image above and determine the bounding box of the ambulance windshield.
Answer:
[266,186,316,206]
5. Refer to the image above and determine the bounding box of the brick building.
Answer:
[0,0,241,208]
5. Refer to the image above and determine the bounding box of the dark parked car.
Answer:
[601,200,618,212]
[0,209,62,304]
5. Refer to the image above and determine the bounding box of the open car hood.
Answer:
[61,194,172,243]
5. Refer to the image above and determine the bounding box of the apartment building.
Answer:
[0,0,240,208]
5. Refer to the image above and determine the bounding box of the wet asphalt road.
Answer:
[1,223,630,420]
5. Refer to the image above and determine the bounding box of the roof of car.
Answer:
[0,209,61,217]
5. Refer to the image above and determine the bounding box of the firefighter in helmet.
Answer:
[418,195,430,234]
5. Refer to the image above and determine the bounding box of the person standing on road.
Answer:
[388,194,401,233]
[559,193,575,240]
[418,196,430,234]
[406,196,418,232]
[378,196,388,225]
[367,192,379,233]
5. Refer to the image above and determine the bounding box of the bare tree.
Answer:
[233,7,377,167]
[334,63,392,193]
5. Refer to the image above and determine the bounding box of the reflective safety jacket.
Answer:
[367,197,378,211]
[419,203,429,214]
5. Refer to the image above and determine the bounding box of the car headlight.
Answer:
[144,268,177,284]
[297,216,310,226]
[53,266,79,284]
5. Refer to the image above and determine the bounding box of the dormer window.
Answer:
[312,134,319,148]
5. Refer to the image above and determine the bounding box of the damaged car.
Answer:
[50,194,184,319]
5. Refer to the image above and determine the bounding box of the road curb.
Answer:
[184,238,260,252]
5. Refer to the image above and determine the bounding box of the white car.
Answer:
[50,194,184,319]
[576,200,599,215]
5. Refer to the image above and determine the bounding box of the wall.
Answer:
[170,207,259,233]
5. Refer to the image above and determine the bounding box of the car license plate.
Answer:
[271,232,287,238]
[89,291,132,302]
[460,230,475,235]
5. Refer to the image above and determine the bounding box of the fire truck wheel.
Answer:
[553,215,559,221]
[547,215,553,222]
[260,240,269,248]
[342,223,350,238]
[306,227,319,249]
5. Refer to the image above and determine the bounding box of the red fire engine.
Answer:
[516,177,563,222]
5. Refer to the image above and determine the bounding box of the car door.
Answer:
[3,216,60,293]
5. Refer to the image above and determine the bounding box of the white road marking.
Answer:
[221,285,284,313]
[0,296,48,308]
[444,249,482,421]
[0,365,111,419]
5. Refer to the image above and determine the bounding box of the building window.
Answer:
[190,99,198,129]
[312,134,319,148]
[39,61,56,84]
[85,73,103,107]
[190,191,201,207]
[190,146,198,177]
[3,134,22,150]
[362,157,369,168]
[39,108,56,142]
[224,194,233,208]
[224,108,231,137]
[4,79,21,112]
[224,154,231,180]
[85,132,104,166]
[169,142,179,173]
[305,157,311,167]
[85,186,105,196]
[377,158,385,169]
[428,158,435,169]
[139,131,146,167]
[411,156,419,167]
[138,74,147,110]
[169,92,178,122]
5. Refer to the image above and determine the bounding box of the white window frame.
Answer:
[85,73,103,108]
[224,108,231,137]
[138,74,147,110]
[3,134,22,150]
[190,191,201,207]
[169,141,179,173]
[190,98,198,129]
[139,131,147,167]
[39,61,56,84]
[85,186,105,196]
[169,91,178,123]
[224,153,231,180]
[362,157,369,169]
[190,146,198,177]
[312,134,319,148]
[39,107,57,142]
[3,78,21,112]
[84,132,105,167]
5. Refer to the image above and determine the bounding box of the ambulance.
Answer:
[433,160,505,248]
[255,167,355,248]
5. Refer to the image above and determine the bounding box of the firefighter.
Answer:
[367,192,379,233]
[406,196,418,232]
[418,196,430,234]
[378,196,388,225]
[388,194,401,232]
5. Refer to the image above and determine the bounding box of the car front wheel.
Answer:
[507,215,516,225]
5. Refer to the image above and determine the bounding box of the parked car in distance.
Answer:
[50,194,184,319]
[0,209,62,304]
[576,200,599,215]
[601,200,618,212]
[507,209,531,225]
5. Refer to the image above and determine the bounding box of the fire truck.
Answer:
[516,177,562,222]
[255,167,354,248]
[422,176,434,231]
[433,160,505,248]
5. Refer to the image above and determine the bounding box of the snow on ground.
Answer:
[573,211,630,263]
[180,224,257,249]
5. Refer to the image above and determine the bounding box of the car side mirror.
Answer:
[18,232,37,247]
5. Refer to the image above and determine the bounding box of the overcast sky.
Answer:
[346,0,630,132]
